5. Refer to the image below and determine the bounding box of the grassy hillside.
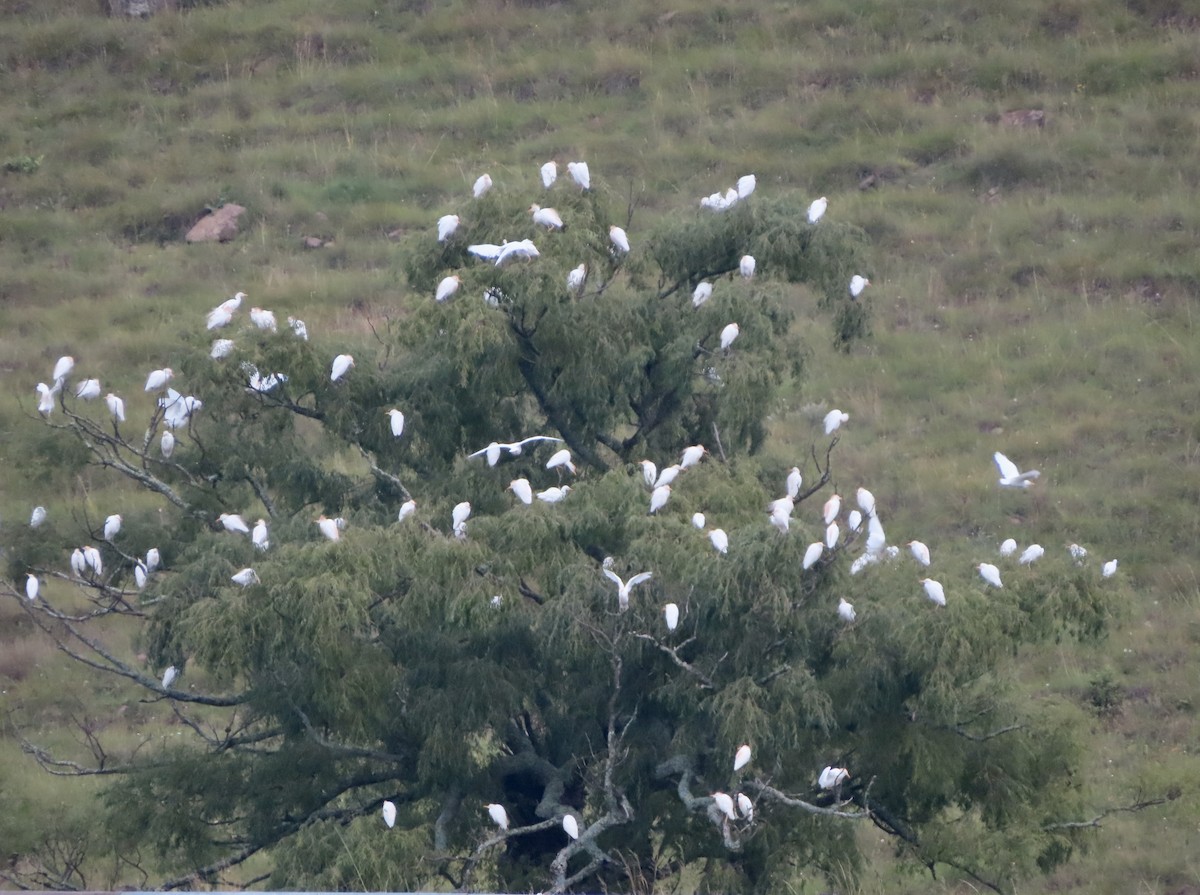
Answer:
[2,0,1199,891]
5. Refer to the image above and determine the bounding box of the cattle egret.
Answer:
[536,485,571,503]
[825,522,840,548]
[649,484,671,514]
[736,174,756,199]
[656,464,683,487]
[999,538,1018,557]
[1102,559,1118,578]
[211,339,235,359]
[739,255,756,278]
[221,291,246,312]
[472,442,504,467]
[25,574,39,601]
[452,502,472,533]
[856,487,876,517]
[847,509,863,532]
[509,478,533,505]
[807,197,828,224]
[849,275,870,298]
[818,766,849,789]
[80,545,101,575]
[146,547,160,571]
[978,562,1003,588]
[53,355,75,383]
[866,513,887,556]
[30,506,47,527]
[605,568,653,613]
[709,528,729,554]
[680,445,706,469]
[546,448,576,475]
[249,307,277,332]
[252,519,269,551]
[734,744,752,772]
[103,514,122,541]
[908,540,931,567]
[468,243,503,261]
[562,814,579,840]
[683,513,703,533]
[314,515,339,542]
[382,800,397,829]
[664,602,680,631]
[736,792,754,820]
[530,204,564,230]
[331,354,355,382]
[786,467,803,499]
[134,561,148,589]
[921,578,946,606]
[494,238,540,265]
[823,494,841,525]
[769,507,790,534]
[838,598,856,622]
[1068,543,1088,562]
[485,802,509,830]
[711,792,737,821]
[540,161,557,188]
[231,568,259,587]
[161,430,176,458]
[398,499,416,522]
[386,409,405,438]
[692,282,713,307]
[435,275,461,303]
[160,665,178,689]
[719,322,740,351]
[638,459,657,487]
[473,173,492,198]
[824,409,849,435]
[287,316,309,341]
[609,225,630,254]
[144,368,172,392]
[568,263,587,292]
[75,379,101,400]
[770,495,794,520]
[567,161,590,190]
[101,393,126,423]
[70,548,87,577]
[803,542,824,570]
[207,306,233,329]
[437,214,460,242]
[219,513,250,534]
[1018,544,1044,565]
[994,451,1040,488]
[36,382,56,415]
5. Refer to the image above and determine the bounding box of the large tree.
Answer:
[5,178,1112,894]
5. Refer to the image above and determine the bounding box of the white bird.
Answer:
[509,478,533,505]
[467,243,504,261]
[218,513,250,534]
[161,430,176,458]
[849,275,870,298]
[656,464,683,487]
[382,800,397,829]
[83,545,102,575]
[719,322,740,351]
[649,484,671,514]
[144,368,173,392]
[1102,559,1118,578]
[739,255,756,278]
[994,451,1041,489]
[711,792,737,821]
[530,204,564,230]
[921,578,946,606]
[908,540,931,567]
[1068,543,1088,562]
[638,459,658,487]
[567,263,587,292]
[146,547,160,571]
[211,338,235,359]
[609,225,630,254]
[734,744,752,772]
[483,287,505,307]
[231,568,259,587]
[664,602,680,631]
[546,448,576,475]
[709,529,729,554]
[567,161,590,190]
[134,561,148,589]
[220,291,246,313]
[331,354,355,382]
[769,495,794,520]
[485,802,509,830]
[70,548,87,577]
[398,499,417,522]
[803,542,824,570]
[999,538,1018,557]
[838,597,856,622]
[52,355,75,383]
[25,574,39,601]
[823,494,841,525]
[540,161,557,188]
[786,467,803,499]
[435,275,461,303]
[249,307,277,332]
[736,174,756,199]
[386,409,405,437]
[562,814,579,840]
[680,444,706,469]
[472,173,492,198]
[847,509,863,532]
[769,507,790,534]
[825,522,840,549]
[691,512,706,530]
[288,316,309,340]
[252,519,269,551]
[75,378,101,400]
[30,506,47,527]
[978,563,1003,588]
[36,382,56,415]
[807,197,828,224]
[103,514,122,541]
[865,513,887,556]
[1018,544,1044,565]
[452,501,472,533]
[856,487,876,516]
[437,214,460,242]
[206,306,234,329]
[104,393,126,422]
[736,792,754,820]
[537,485,571,503]
[818,766,849,789]
[494,238,540,266]
[316,515,340,542]
[692,282,713,307]
[487,435,563,458]
[604,569,652,613]
[824,409,849,435]
[161,665,178,688]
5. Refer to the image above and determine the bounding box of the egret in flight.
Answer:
[994,451,1040,488]
[604,568,652,612]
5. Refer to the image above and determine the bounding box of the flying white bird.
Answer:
[786,467,803,499]
[435,275,461,302]
[494,238,540,266]
[103,514,122,541]
[737,174,756,199]
[567,161,590,190]
[386,409,405,438]
[1102,559,1118,578]
[691,512,706,530]
[146,547,160,571]
[331,354,355,382]
[567,263,587,292]
[711,792,737,821]
[316,515,340,542]
[856,487,876,517]
[398,499,416,522]
[719,322,740,351]
[638,459,658,487]
[649,483,671,514]
[252,519,269,551]
[382,800,397,829]
[978,562,1003,588]
[1018,544,1044,565]
[734,744,752,771]
[818,766,849,789]
[437,214,460,242]
[473,173,492,198]
[664,602,680,631]
[468,435,563,466]
[993,451,1040,489]
[807,197,827,224]
[468,242,504,261]
[825,522,840,548]
[692,282,713,307]
[824,409,849,435]
[609,225,630,254]
[546,448,576,475]
[680,445,706,469]
[656,464,683,487]
[999,538,1018,557]
[736,792,754,820]
[218,513,250,534]
[161,430,176,458]
[161,665,178,688]
[846,509,863,532]
[739,255,756,278]
[231,568,259,587]
[530,204,564,230]
[211,338,235,359]
[508,478,533,505]
[536,485,571,503]
[823,494,841,525]
[908,540,931,567]
[30,506,47,527]
[604,568,652,609]
[104,393,126,422]
[25,574,39,601]
[52,355,75,383]
[849,274,870,298]
[709,529,729,554]
[838,598,856,622]
[803,542,824,570]
[540,161,557,188]
[562,814,579,840]
[921,578,946,606]
[249,307,277,332]
[75,378,101,400]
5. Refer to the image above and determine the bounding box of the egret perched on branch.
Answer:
[908,540,931,567]
[530,204,564,230]
[978,562,1003,588]
[921,578,945,606]
[75,379,101,400]
[994,451,1040,488]
[692,282,713,307]
[134,561,148,589]
[567,161,590,190]
[849,275,870,298]
[734,744,752,771]
[536,485,571,503]
[562,814,579,840]
[803,542,824,570]
[999,538,1018,557]
[787,467,803,499]
[609,225,630,254]
[709,529,729,554]
[604,568,652,613]
[144,368,173,392]
[249,308,277,332]
[70,548,87,577]
[807,196,827,224]
[719,322,740,352]
[546,448,576,475]
[736,792,754,820]
[638,459,657,487]
[472,173,492,198]
[53,355,75,383]
[508,478,533,505]
[856,487,876,517]
[494,238,540,265]
[567,263,587,292]
[386,409,405,437]
[711,792,737,821]
[252,519,269,551]
[691,512,706,530]
[146,547,160,571]
[650,483,671,514]
[680,444,706,469]
[1102,559,1118,578]
[846,509,862,532]
[818,766,849,789]
[25,574,39,601]
[435,275,461,303]
[838,598,856,622]
[485,803,509,830]
[664,602,679,631]
[398,499,416,522]
[30,506,47,527]
[331,354,355,382]
[161,430,175,458]
[823,494,841,525]
[656,464,683,487]
[437,214,460,242]
[824,409,849,435]
[866,513,887,556]
[316,515,340,542]
[105,393,125,422]
[452,502,471,537]
[1019,544,1044,565]
[382,800,397,829]
[103,514,122,541]
[218,513,250,534]
[211,339,235,359]
[231,568,259,587]
[825,522,840,548]
[739,255,756,278]
[540,160,557,188]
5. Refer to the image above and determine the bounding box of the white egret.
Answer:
[736,174,756,199]
[824,409,849,435]
[252,519,269,551]
[994,451,1040,488]
[485,802,509,830]
[739,254,756,278]
[823,494,841,525]
[638,459,658,487]
[691,512,706,530]
[435,275,461,303]
[104,393,126,422]
[288,316,309,340]
[656,464,683,487]
[604,568,652,609]
[978,562,1003,588]
[211,338,235,359]
[162,665,178,688]
[546,448,576,475]
[649,484,671,514]
[921,578,946,606]
[849,275,870,298]
[509,478,533,505]
[144,368,173,392]
[709,528,729,554]
[562,814,579,840]
[494,238,540,265]
[540,160,557,188]
[30,506,47,527]
[134,561,148,589]
[1102,559,1118,578]
[82,546,102,575]
[468,243,503,261]
[692,282,713,307]
[769,495,794,520]
[567,263,587,292]
[161,430,176,458]
[1018,544,1044,565]
[484,287,504,307]
[908,540,931,567]
[469,435,564,463]
[382,800,397,829]
[221,291,246,312]
[736,792,753,820]
[146,547,161,571]
[769,508,790,534]
[807,197,828,224]
[70,548,87,577]
[386,408,405,437]
[609,225,630,254]
[331,354,355,382]
[803,542,824,570]
[473,173,492,198]
[231,568,259,587]
[75,378,101,400]
[452,501,472,533]
[398,499,417,522]
[1068,543,1088,562]
[999,538,1018,557]
[866,513,887,556]
[825,522,840,548]
[316,515,340,542]
[536,485,571,503]
[529,204,564,230]
[25,574,39,601]
[218,513,250,534]
[36,382,55,415]
[734,744,752,772]
[719,322,740,351]
[818,766,849,789]
[437,214,460,242]
[680,444,706,469]
[207,306,233,329]
[103,514,122,541]
[249,307,277,332]
[664,602,680,631]
[567,161,590,190]
[711,792,737,821]
[838,597,856,622]
[847,509,863,532]
[53,355,75,383]
[856,487,875,516]
[786,467,803,499]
